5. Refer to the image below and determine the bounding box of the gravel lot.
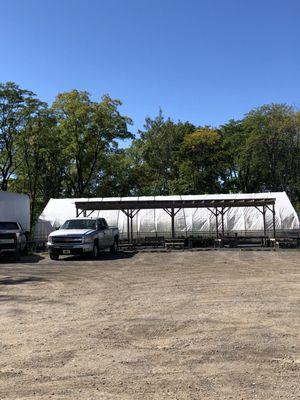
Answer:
[0,250,299,400]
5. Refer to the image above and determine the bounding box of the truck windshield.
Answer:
[61,219,96,230]
[0,222,19,230]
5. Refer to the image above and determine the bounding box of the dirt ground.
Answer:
[0,250,299,400]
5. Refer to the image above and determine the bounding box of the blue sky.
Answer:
[1,0,300,141]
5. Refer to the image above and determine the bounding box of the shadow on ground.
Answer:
[0,254,45,264]
[0,276,46,285]
[61,251,137,262]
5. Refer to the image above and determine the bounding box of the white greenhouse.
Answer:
[34,192,299,241]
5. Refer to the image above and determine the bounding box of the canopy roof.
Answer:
[75,196,276,213]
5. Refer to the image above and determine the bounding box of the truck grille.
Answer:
[52,237,83,244]
[0,233,15,239]
[0,243,16,249]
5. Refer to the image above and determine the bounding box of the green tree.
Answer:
[91,149,141,197]
[177,127,224,194]
[0,82,41,190]
[240,104,300,199]
[14,107,65,229]
[220,119,249,192]
[131,111,195,195]
[220,105,300,207]
[51,90,132,197]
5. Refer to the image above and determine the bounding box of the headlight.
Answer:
[48,236,53,243]
[83,236,93,243]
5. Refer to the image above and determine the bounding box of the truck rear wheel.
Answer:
[22,243,28,255]
[13,248,21,261]
[110,238,118,253]
[91,241,99,259]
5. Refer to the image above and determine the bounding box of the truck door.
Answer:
[96,219,108,248]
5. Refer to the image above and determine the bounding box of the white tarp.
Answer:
[0,191,30,231]
[34,192,299,240]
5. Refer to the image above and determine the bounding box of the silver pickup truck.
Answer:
[47,217,119,260]
[0,221,27,261]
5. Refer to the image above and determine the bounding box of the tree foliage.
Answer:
[0,82,42,190]
[129,111,195,195]
[51,90,132,196]
[0,81,300,230]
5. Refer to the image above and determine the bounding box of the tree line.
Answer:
[1,82,299,230]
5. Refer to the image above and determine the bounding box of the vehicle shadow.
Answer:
[99,251,137,260]
[0,276,46,285]
[61,251,138,262]
[0,254,45,264]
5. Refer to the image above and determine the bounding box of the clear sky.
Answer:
[1,0,300,140]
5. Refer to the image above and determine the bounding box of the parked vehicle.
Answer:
[0,192,30,262]
[47,217,119,260]
[0,222,28,261]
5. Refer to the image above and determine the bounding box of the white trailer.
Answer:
[0,191,30,232]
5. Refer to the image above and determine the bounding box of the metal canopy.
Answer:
[75,197,277,244]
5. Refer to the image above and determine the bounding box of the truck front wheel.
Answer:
[50,252,59,260]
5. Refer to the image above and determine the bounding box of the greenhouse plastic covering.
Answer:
[34,192,299,240]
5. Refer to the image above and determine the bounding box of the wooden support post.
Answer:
[234,232,238,247]
[164,207,180,239]
[130,209,133,244]
[208,207,219,239]
[221,207,225,238]
[272,203,276,238]
[121,209,139,245]
[171,208,175,239]
[83,210,87,217]
[215,207,219,238]
[262,205,267,237]
[127,210,130,243]
[255,205,268,245]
